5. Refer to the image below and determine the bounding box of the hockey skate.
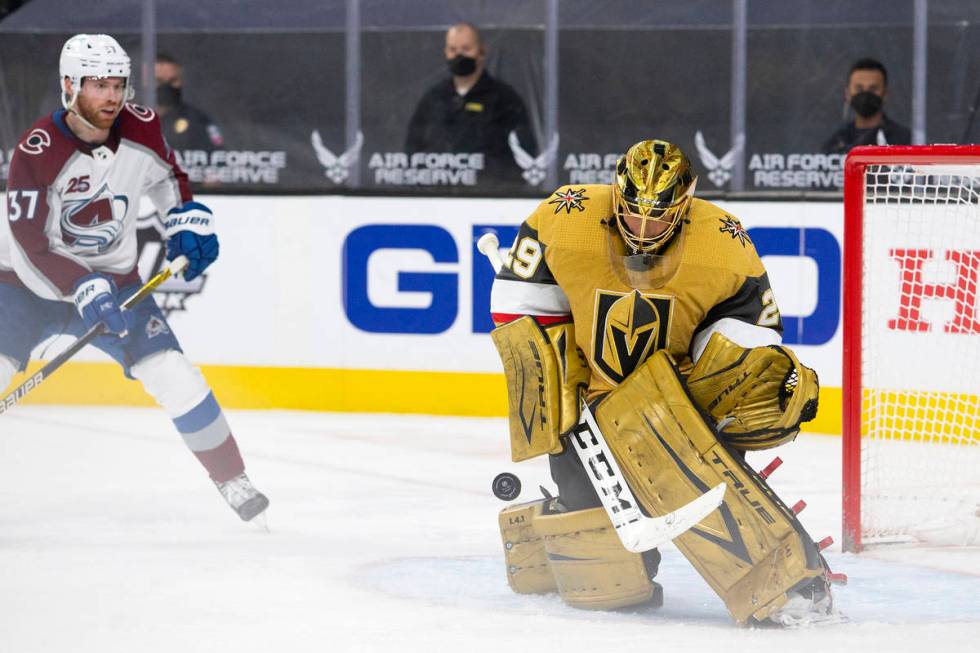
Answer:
[763,577,847,628]
[215,473,270,522]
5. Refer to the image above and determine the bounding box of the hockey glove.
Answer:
[686,332,819,450]
[164,201,219,282]
[72,274,132,338]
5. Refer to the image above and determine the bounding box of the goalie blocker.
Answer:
[490,317,589,461]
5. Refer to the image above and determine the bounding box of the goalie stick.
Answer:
[476,233,725,552]
[476,232,505,273]
[0,256,189,416]
[572,400,726,552]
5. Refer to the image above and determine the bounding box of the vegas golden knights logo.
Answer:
[593,290,673,384]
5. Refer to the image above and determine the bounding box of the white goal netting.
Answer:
[859,161,980,547]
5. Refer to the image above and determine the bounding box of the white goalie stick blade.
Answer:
[569,401,726,553]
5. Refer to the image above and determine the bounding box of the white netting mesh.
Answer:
[860,162,980,547]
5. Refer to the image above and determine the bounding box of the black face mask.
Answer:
[850,90,883,118]
[156,82,182,108]
[447,54,478,77]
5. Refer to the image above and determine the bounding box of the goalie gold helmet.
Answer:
[613,140,697,255]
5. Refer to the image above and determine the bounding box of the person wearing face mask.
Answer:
[155,53,224,155]
[405,22,537,189]
[822,58,911,155]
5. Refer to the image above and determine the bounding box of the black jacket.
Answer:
[822,114,911,154]
[160,102,223,153]
[405,72,537,186]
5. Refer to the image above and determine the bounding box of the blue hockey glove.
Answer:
[164,201,219,282]
[72,274,132,338]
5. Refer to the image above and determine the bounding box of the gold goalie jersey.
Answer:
[490,184,783,398]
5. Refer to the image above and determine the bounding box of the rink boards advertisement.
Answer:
[10,195,853,434]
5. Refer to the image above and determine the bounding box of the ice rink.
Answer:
[1,406,978,653]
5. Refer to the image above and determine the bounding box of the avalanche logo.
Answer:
[60,183,128,254]
[145,315,170,339]
[18,128,52,156]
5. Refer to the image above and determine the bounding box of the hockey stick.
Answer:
[572,401,726,552]
[0,256,189,416]
[476,232,505,273]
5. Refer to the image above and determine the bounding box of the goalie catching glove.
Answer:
[686,332,819,450]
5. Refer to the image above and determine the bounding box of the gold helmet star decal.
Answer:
[719,216,750,247]
[548,188,589,214]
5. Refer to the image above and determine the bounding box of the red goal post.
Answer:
[842,145,980,553]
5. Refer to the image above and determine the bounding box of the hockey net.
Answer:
[842,145,980,552]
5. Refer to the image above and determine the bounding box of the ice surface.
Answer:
[1,407,977,652]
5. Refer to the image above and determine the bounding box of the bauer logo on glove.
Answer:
[164,201,219,282]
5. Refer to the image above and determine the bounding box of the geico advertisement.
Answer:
[55,196,846,385]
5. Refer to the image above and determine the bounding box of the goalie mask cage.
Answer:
[842,145,980,552]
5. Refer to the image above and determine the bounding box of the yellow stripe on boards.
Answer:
[4,361,844,434]
[5,361,508,416]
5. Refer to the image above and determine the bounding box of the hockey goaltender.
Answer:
[487,139,846,627]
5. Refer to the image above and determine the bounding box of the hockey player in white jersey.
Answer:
[0,34,269,522]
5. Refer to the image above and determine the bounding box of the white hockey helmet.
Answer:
[59,34,135,111]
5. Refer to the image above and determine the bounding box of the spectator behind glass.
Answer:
[822,58,911,154]
[405,22,537,188]
[155,53,224,154]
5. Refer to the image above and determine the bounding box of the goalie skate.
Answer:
[763,578,847,628]
[216,473,270,522]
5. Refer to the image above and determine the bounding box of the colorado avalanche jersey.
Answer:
[1,104,191,301]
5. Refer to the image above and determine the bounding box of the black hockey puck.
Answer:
[492,472,522,501]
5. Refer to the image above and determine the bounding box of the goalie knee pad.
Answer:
[499,499,559,594]
[131,350,211,418]
[536,506,657,610]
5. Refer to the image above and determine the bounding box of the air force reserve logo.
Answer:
[548,187,589,214]
[694,131,744,188]
[60,182,128,254]
[509,131,560,187]
[311,130,364,184]
[592,289,673,385]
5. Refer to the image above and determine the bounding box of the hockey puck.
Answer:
[492,472,522,501]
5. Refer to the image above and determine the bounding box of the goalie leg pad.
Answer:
[594,350,826,624]
[491,318,588,462]
[536,506,656,610]
[499,499,558,594]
